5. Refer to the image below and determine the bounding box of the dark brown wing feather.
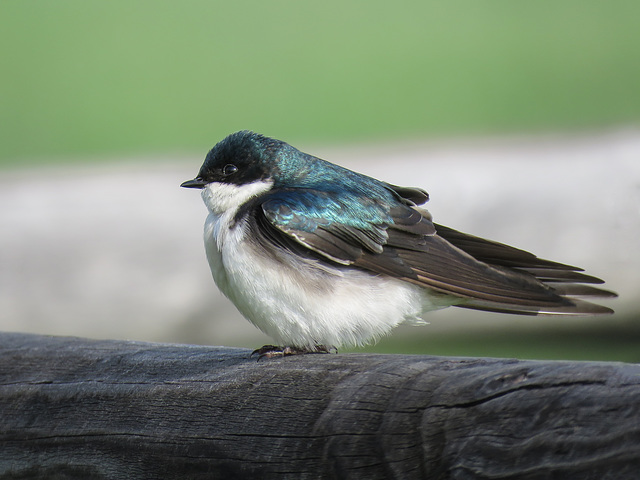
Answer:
[357,211,615,315]
[433,224,606,283]
[357,210,615,315]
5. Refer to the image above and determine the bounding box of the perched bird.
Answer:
[181,131,616,357]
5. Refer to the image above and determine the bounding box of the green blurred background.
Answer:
[1,1,638,361]
[2,1,640,165]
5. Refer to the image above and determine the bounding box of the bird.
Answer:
[181,131,616,357]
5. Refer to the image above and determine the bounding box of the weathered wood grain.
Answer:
[1,332,638,479]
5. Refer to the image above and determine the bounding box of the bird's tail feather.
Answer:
[434,223,617,316]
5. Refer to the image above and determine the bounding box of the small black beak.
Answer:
[180,178,207,189]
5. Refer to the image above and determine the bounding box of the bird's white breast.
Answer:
[200,180,450,349]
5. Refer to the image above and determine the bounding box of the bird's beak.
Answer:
[180,178,207,189]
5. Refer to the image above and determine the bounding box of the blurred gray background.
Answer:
[1,2,638,361]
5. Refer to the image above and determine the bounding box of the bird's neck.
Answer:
[201,180,273,216]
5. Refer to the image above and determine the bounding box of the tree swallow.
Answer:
[181,131,616,357]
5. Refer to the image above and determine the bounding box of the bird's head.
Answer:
[180,131,291,190]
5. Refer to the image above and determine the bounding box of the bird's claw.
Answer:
[250,344,337,360]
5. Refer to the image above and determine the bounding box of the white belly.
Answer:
[203,212,451,349]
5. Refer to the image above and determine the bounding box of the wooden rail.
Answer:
[1,332,638,479]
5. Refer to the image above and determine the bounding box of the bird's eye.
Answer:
[222,164,238,176]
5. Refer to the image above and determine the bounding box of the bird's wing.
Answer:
[256,187,401,265]
[255,187,615,315]
[363,219,615,315]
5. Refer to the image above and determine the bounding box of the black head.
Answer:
[181,131,285,189]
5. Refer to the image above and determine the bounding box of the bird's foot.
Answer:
[251,344,337,360]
